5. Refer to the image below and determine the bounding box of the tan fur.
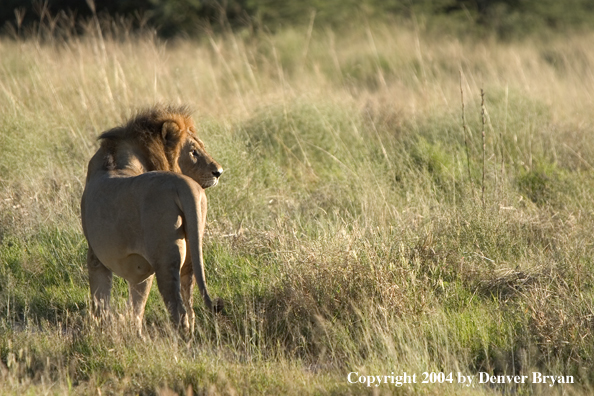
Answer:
[81,105,223,336]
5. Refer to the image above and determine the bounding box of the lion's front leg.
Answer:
[87,246,113,320]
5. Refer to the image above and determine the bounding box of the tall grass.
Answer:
[2,18,594,394]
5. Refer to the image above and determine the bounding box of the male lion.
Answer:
[80,105,223,335]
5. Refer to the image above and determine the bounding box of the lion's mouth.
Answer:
[200,177,219,188]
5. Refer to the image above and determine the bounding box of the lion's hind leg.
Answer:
[128,275,155,336]
[154,253,190,337]
[87,247,113,320]
[180,253,195,336]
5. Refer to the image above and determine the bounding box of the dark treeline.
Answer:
[2,0,594,38]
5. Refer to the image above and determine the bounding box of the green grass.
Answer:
[2,19,594,395]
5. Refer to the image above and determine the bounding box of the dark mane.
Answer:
[98,104,194,172]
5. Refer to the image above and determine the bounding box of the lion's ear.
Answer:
[161,121,182,142]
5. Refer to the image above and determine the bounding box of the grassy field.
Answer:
[2,18,594,395]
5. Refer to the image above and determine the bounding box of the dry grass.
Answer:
[1,18,594,394]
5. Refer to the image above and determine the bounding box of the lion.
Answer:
[80,105,223,336]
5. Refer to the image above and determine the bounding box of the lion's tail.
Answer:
[175,179,217,312]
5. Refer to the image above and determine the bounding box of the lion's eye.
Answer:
[191,150,199,157]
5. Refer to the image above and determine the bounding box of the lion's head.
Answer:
[177,133,223,188]
[97,105,223,188]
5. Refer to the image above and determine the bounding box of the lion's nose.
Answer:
[213,168,223,178]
